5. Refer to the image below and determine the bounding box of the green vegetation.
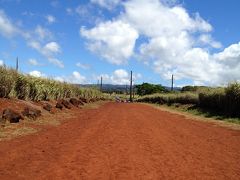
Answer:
[137,83,240,119]
[137,92,198,105]
[0,66,103,101]
[135,83,168,96]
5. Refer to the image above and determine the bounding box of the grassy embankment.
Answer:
[136,84,240,124]
[0,66,104,101]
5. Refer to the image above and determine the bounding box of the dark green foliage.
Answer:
[225,83,240,116]
[199,83,240,117]
[138,83,240,118]
[181,86,211,93]
[136,83,168,96]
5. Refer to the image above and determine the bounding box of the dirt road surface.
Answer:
[0,103,240,180]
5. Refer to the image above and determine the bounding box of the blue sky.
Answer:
[0,0,240,86]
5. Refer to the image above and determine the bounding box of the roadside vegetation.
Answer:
[136,83,240,122]
[0,66,103,101]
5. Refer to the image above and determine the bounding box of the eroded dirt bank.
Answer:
[0,102,239,179]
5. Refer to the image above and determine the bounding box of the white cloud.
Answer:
[76,62,90,70]
[91,0,121,9]
[42,41,61,56]
[35,25,53,41]
[0,10,63,69]
[48,58,64,68]
[28,58,40,66]
[0,59,4,66]
[55,71,86,84]
[198,34,222,48]
[66,8,73,15]
[0,9,18,37]
[97,69,141,85]
[120,0,239,85]
[122,0,212,38]
[81,0,240,85]
[50,1,59,8]
[71,71,86,84]
[54,76,65,82]
[46,15,56,24]
[28,41,63,68]
[80,20,139,65]
[29,70,45,78]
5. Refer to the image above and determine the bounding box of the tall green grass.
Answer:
[137,83,240,118]
[137,92,198,105]
[199,83,240,117]
[0,66,103,101]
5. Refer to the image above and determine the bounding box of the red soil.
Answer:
[0,102,239,179]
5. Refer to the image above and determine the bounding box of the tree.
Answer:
[136,83,168,96]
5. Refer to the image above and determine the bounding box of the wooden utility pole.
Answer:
[100,76,103,92]
[16,57,19,71]
[171,74,174,91]
[133,85,135,99]
[130,71,133,102]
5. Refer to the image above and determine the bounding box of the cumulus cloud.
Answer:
[97,69,141,85]
[0,59,4,66]
[198,34,222,49]
[29,70,45,78]
[0,10,63,69]
[42,41,61,55]
[0,9,18,37]
[35,25,53,41]
[28,58,40,66]
[81,0,240,85]
[28,41,64,68]
[46,15,56,24]
[55,71,86,84]
[91,0,121,9]
[76,62,90,70]
[80,20,139,65]
[48,58,64,68]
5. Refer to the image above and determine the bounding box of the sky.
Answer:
[0,0,240,86]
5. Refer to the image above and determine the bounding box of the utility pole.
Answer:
[171,74,174,91]
[130,71,133,102]
[100,76,103,92]
[16,57,19,71]
[133,85,135,99]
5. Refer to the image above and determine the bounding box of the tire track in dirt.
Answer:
[0,102,239,179]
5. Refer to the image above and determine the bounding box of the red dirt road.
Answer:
[0,103,240,179]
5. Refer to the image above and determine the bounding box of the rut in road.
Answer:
[0,102,240,180]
